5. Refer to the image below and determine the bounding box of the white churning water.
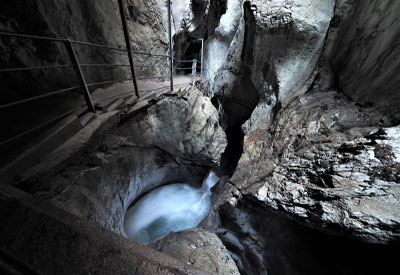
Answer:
[124,171,219,245]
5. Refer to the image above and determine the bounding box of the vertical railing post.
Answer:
[65,39,95,113]
[191,59,197,86]
[199,38,204,77]
[167,0,174,92]
[118,0,139,98]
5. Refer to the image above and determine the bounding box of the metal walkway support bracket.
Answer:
[118,0,139,98]
[65,39,95,113]
[167,0,174,92]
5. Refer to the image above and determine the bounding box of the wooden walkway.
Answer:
[0,76,194,186]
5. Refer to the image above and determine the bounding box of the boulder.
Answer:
[117,89,227,166]
[152,228,240,275]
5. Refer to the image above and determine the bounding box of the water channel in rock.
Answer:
[124,171,220,245]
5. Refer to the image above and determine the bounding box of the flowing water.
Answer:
[124,171,219,245]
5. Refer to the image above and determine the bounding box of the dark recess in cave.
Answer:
[177,39,202,75]
[218,198,400,275]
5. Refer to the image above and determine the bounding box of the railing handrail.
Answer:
[0,31,174,58]
[0,0,203,148]
[0,29,201,111]
[173,58,202,64]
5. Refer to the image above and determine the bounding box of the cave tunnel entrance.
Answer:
[177,39,203,75]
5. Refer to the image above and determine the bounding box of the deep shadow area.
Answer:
[218,197,399,275]
[177,39,202,74]
[215,126,244,177]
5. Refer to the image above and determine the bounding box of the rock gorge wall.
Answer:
[196,0,400,274]
[327,0,400,122]
[220,0,400,242]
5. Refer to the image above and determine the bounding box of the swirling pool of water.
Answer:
[124,171,219,245]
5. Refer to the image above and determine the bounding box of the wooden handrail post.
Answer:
[167,0,174,92]
[118,0,139,98]
[65,39,95,113]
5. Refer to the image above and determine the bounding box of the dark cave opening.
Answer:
[176,39,203,75]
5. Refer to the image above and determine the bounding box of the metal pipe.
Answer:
[117,0,139,98]
[0,64,73,73]
[79,63,130,68]
[167,0,174,92]
[0,104,84,148]
[65,39,95,113]
[131,50,169,57]
[135,65,170,68]
[86,79,132,87]
[173,58,196,63]
[0,31,65,42]
[138,76,169,80]
[0,31,126,52]
[69,39,127,52]
[0,86,80,110]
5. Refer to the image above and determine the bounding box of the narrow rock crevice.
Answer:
[173,0,228,66]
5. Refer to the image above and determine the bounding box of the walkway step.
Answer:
[94,98,117,110]
[106,98,124,112]
[141,91,157,101]
[18,111,120,187]
[155,87,171,97]
[123,100,150,118]
[125,95,138,106]
[177,87,190,97]
[80,112,96,127]
[0,114,82,185]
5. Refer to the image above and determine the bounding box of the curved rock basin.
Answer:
[124,171,219,245]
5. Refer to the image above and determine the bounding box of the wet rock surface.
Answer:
[214,192,399,275]
[152,228,240,275]
[247,0,335,101]
[117,88,227,166]
[326,0,400,122]
[230,86,400,244]
[25,90,226,235]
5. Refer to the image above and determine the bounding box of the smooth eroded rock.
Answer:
[152,228,240,275]
[117,89,227,166]
[231,87,400,244]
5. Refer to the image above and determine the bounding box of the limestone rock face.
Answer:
[248,0,335,101]
[326,0,400,122]
[204,0,244,87]
[152,228,240,275]
[126,0,169,76]
[209,0,335,130]
[230,86,400,244]
[117,89,227,166]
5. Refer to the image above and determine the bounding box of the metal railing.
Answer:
[0,30,133,113]
[0,0,204,148]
